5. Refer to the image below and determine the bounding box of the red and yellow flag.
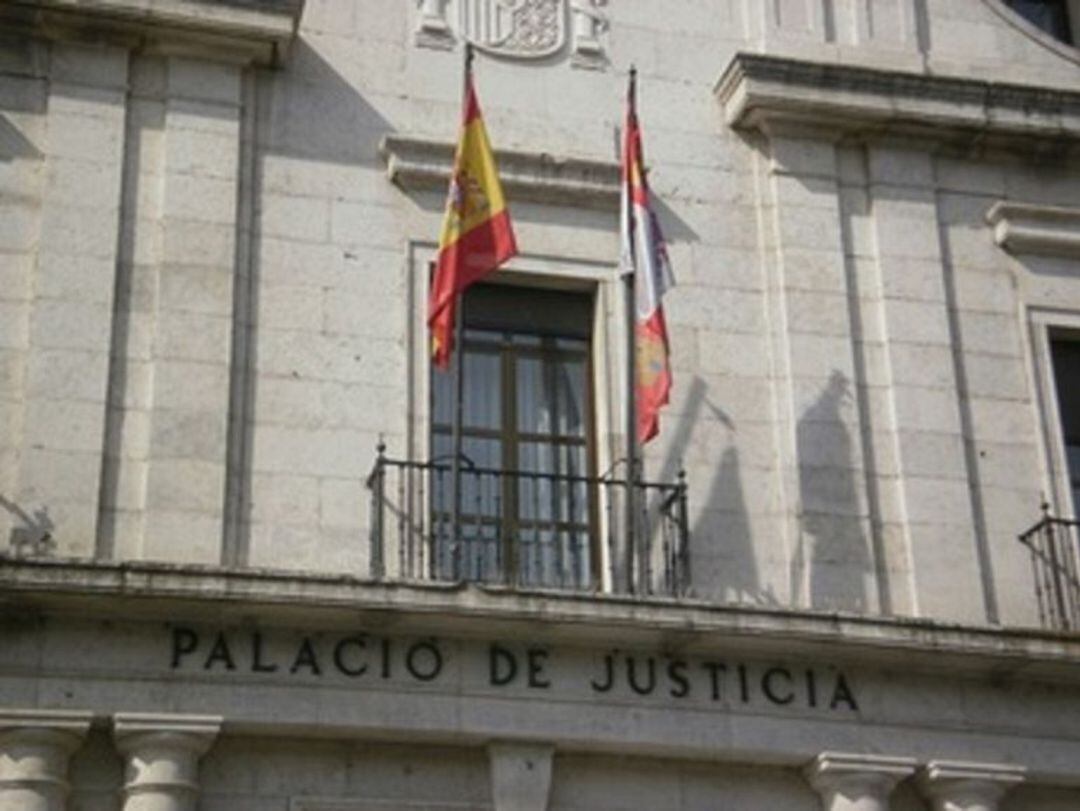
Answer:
[620,70,674,445]
[428,63,517,369]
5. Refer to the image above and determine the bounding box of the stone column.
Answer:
[804,752,917,811]
[918,761,1025,811]
[113,714,221,811]
[0,709,92,811]
[488,742,554,811]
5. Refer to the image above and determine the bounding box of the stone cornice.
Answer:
[379,134,621,211]
[716,52,1080,146]
[0,0,304,66]
[3,556,1080,681]
[987,201,1080,258]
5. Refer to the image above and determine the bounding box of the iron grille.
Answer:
[367,444,690,598]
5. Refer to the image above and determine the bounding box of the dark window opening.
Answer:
[1005,0,1073,44]
[430,283,597,588]
[1050,336,1080,515]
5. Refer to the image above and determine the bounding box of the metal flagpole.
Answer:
[624,66,638,595]
[448,44,475,580]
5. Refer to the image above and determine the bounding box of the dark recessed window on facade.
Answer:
[431,283,596,588]
[1050,336,1080,515]
[1005,0,1073,43]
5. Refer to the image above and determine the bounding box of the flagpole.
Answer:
[449,43,475,580]
[624,65,638,595]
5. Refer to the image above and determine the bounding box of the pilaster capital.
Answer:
[113,713,222,756]
[804,752,918,809]
[0,710,92,811]
[0,709,93,746]
[917,761,1026,811]
[113,713,222,811]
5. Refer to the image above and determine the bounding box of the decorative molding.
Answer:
[986,201,1080,258]
[716,52,1080,145]
[415,0,454,50]
[380,134,621,210]
[570,0,609,69]
[0,0,303,65]
[459,0,567,60]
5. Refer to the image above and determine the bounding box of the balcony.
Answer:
[366,445,690,598]
[1019,506,1080,631]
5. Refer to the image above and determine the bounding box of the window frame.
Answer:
[406,242,626,591]
[429,299,601,587]
[1030,308,1080,518]
[1003,0,1074,44]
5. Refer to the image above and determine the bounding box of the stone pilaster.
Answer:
[137,57,243,564]
[113,713,221,811]
[0,709,92,811]
[917,761,1025,811]
[488,742,554,811]
[15,41,128,558]
[804,751,917,811]
[866,144,988,624]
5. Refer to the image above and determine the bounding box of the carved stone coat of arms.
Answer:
[458,0,568,58]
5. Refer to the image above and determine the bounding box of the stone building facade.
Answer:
[2,0,1080,808]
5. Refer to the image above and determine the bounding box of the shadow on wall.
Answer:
[262,38,394,165]
[665,376,770,606]
[0,115,41,161]
[790,370,873,612]
[0,495,54,557]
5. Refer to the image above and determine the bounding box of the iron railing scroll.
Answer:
[366,446,690,598]
[1019,503,1080,631]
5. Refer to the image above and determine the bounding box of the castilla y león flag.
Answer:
[620,71,674,444]
[427,60,517,369]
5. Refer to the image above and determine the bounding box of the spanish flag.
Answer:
[428,54,517,369]
[620,69,674,444]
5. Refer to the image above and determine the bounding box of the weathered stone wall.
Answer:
[3,0,1080,626]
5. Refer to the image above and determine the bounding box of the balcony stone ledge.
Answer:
[0,0,304,66]
[2,555,1080,681]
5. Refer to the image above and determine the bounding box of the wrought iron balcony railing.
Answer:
[1019,505,1080,631]
[367,444,690,598]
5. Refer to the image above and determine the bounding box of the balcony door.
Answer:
[431,283,597,589]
